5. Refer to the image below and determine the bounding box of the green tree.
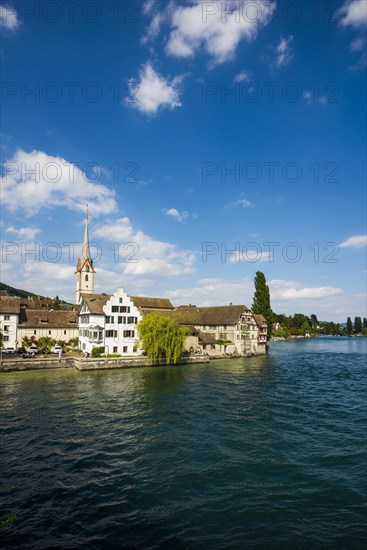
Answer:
[346,317,353,335]
[0,330,3,349]
[252,271,273,339]
[91,347,104,357]
[300,321,311,336]
[138,313,187,365]
[53,295,61,310]
[354,317,362,334]
[38,336,56,353]
[310,314,318,327]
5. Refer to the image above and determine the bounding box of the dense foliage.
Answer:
[273,312,367,338]
[252,271,273,339]
[138,313,187,365]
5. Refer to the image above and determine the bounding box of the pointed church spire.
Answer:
[75,205,95,303]
[81,204,91,263]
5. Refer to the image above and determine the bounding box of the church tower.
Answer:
[75,206,95,304]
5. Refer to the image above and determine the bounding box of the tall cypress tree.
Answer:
[354,317,362,334]
[346,317,353,335]
[252,271,273,339]
[363,317,367,330]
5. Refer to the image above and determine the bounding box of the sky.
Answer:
[0,0,366,322]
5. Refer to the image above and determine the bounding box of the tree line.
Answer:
[252,271,367,338]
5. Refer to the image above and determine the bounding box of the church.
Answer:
[76,211,268,357]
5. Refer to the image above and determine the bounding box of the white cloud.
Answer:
[339,235,367,248]
[94,217,195,276]
[143,0,276,65]
[163,208,190,222]
[165,277,253,307]
[275,35,294,66]
[125,62,183,115]
[141,11,165,43]
[269,279,342,300]
[234,71,251,83]
[0,4,20,30]
[336,0,367,27]
[5,226,40,240]
[235,197,254,208]
[1,149,118,216]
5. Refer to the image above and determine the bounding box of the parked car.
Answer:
[52,346,63,354]
[17,347,26,354]
[29,347,39,354]
[4,347,15,354]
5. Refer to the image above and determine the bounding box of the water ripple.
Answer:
[1,337,366,549]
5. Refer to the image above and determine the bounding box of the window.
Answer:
[113,346,118,353]
[127,316,138,324]
[118,316,123,324]
[34,330,37,335]
[119,298,122,303]
[49,330,51,335]
[64,330,66,335]
[119,306,131,313]
[111,306,118,312]
[106,316,114,324]
[4,315,10,320]
[4,325,9,332]
[123,346,128,353]
[85,274,88,281]
[106,330,117,338]
[123,330,135,338]
[4,335,9,341]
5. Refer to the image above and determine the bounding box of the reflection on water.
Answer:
[1,337,366,549]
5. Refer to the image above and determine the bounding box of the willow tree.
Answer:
[138,313,187,365]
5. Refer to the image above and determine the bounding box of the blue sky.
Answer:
[1,0,366,321]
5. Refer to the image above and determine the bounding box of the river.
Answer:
[1,337,366,548]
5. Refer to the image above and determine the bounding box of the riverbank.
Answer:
[0,354,212,373]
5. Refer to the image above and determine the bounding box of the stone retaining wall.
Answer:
[0,354,210,373]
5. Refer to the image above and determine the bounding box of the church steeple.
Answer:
[75,205,95,304]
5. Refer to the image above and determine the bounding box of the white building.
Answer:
[18,309,78,344]
[0,295,20,350]
[78,288,142,355]
[163,305,267,356]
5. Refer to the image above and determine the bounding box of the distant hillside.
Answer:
[0,282,37,299]
[0,282,72,306]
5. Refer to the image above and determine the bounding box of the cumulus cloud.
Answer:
[163,208,190,222]
[125,62,184,115]
[336,0,367,27]
[5,226,40,240]
[275,35,294,66]
[93,217,195,276]
[269,279,342,300]
[339,235,367,248]
[143,0,276,65]
[165,277,253,307]
[1,149,118,216]
[0,4,20,30]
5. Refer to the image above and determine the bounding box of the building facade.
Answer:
[78,288,142,355]
[0,295,20,350]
